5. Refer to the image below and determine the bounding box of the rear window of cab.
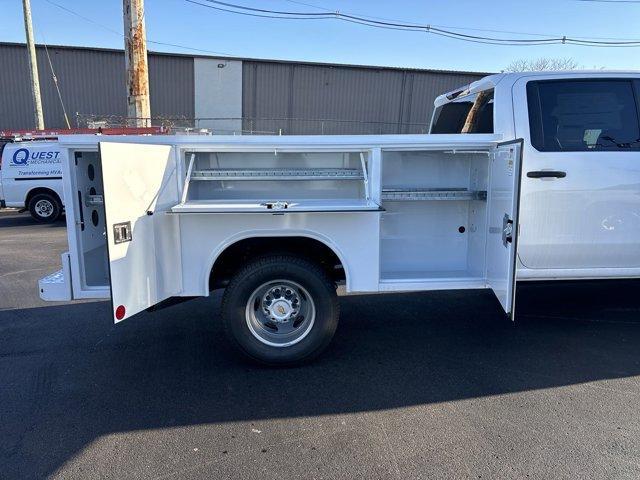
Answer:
[430,89,494,134]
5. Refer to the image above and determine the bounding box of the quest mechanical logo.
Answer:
[11,148,30,166]
[9,148,60,167]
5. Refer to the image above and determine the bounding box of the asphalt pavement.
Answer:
[2,209,640,479]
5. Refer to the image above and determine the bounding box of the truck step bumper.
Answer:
[39,252,72,301]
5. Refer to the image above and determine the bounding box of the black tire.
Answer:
[221,255,339,366]
[28,192,62,223]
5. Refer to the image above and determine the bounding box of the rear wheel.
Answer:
[28,192,62,223]
[221,255,339,365]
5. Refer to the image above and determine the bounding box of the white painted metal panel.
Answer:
[176,212,381,296]
[512,76,640,271]
[486,140,523,318]
[57,133,501,150]
[38,252,73,301]
[100,142,182,322]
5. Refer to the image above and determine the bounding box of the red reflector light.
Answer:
[115,305,126,320]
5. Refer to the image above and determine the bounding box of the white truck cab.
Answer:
[0,139,64,222]
[39,71,640,365]
[432,71,640,280]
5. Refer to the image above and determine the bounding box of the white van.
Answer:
[0,140,64,222]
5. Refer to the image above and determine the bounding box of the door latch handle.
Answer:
[261,201,289,210]
[113,221,132,244]
[502,214,513,247]
[526,170,566,179]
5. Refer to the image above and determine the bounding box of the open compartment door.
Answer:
[100,142,182,323]
[486,140,523,319]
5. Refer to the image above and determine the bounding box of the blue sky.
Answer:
[3,0,640,72]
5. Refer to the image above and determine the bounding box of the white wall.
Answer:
[194,58,242,133]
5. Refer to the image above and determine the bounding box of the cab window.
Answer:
[527,79,640,151]
[431,89,494,134]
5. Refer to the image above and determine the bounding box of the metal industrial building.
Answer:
[0,42,488,134]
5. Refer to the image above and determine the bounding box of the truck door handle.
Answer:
[526,170,566,179]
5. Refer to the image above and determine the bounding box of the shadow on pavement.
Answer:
[1,280,640,478]
[0,212,66,228]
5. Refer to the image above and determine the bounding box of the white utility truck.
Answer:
[39,72,640,364]
[0,139,64,222]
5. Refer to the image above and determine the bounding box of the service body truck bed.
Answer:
[39,72,640,364]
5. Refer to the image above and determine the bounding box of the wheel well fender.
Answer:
[204,231,350,294]
[25,187,61,207]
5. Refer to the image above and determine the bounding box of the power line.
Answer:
[206,0,640,45]
[281,0,640,41]
[42,0,234,56]
[40,33,71,128]
[42,0,122,36]
[185,0,336,20]
[186,0,640,47]
[185,0,559,43]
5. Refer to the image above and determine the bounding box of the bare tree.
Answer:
[505,57,581,72]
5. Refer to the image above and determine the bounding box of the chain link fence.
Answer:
[75,114,431,135]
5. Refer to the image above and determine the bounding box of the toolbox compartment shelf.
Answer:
[170,198,381,213]
[190,168,364,181]
[381,188,487,201]
[379,149,490,283]
[174,150,375,213]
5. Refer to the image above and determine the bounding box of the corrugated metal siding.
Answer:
[0,44,194,130]
[44,47,126,128]
[0,44,34,130]
[243,61,485,135]
[148,54,194,119]
[1,42,485,132]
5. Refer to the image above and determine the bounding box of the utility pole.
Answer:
[22,0,44,130]
[123,0,151,127]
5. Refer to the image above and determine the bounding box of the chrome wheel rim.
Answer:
[34,199,54,218]
[245,279,315,347]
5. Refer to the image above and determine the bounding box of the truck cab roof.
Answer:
[434,70,640,107]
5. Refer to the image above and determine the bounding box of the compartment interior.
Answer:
[174,151,377,212]
[75,151,109,288]
[379,150,490,283]
[74,145,496,291]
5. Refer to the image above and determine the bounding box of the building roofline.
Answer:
[0,41,491,76]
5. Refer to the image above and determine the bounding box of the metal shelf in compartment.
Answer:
[170,199,382,214]
[381,188,487,201]
[190,168,364,181]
